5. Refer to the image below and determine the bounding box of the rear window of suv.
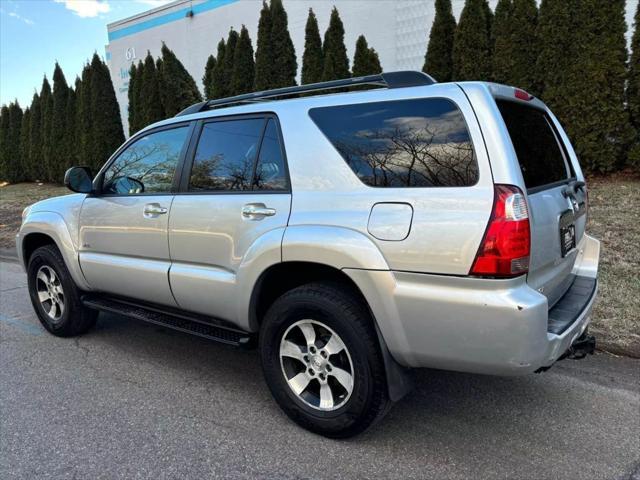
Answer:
[496,100,572,190]
[309,98,478,187]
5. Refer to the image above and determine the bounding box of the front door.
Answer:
[168,116,291,323]
[79,124,191,306]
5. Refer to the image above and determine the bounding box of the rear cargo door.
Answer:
[496,100,586,306]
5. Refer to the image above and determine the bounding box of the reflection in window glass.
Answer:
[190,119,264,191]
[309,99,478,187]
[102,127,188,194]
[253,119,287,190]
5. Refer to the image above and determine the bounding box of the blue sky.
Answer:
[0,0,173,108]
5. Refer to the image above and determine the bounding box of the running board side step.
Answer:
[81,294,255,348]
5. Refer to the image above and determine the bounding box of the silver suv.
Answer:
[18,72,600,438]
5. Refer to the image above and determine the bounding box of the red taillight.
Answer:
[471,185,531,277]
[514,88,532,101]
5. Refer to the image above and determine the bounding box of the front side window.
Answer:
[102,126,188,195]
[189,118,264,191]
[309,98,478,187]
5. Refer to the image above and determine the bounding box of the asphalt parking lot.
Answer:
[1,260,639,480]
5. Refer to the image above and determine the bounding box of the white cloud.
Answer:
[8,11,35,26]
[134,0,174,6]
[53,0,110,18]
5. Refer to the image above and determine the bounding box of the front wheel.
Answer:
[260,282,390,438]
[27,245,97,337]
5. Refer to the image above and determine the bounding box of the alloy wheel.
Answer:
[279,319,354,411]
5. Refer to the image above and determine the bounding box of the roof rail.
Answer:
[176,70,436,117]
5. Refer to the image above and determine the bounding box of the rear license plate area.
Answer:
[559,210,576,257]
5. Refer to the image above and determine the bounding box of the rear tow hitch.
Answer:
[565,332,596,360]
[536,331,596,372]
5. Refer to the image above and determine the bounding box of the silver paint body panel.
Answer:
[17,80,600,375]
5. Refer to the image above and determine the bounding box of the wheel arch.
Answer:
[249,260,412,402]
[18,212,91,291]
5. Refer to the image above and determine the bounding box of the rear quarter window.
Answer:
[309,98,478,187]
[496,100,572,190]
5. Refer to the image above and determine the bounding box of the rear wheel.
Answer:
[27,245,97,337]
[260,282,390,438]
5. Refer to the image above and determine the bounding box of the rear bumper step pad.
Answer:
[81,294,254,348]
[547,275,597,335]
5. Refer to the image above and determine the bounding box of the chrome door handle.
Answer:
[143,203,168,217]
[242,203,276,219]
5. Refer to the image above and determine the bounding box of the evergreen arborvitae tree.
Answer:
[28,93,42,181]
[270,0,297,88]
[491,0,513,81]
[2,102,24,183]
[452,0,492,81]
[159,43,202,117]
[202,54,216,100]
[133,60,144,133]
[231,26,255,95]
[220,29,239,99]
[352,35,381,77]
[322,7,350,81]
[127,62,138,136]
[572,0,632,172]
[423,0,456,82]
[0,105,9,181]
[39,77,53,181]
[89,53,125,173]
[627,2,640,169]
[20,107,31,181]
[483,0,494,42]
[65,86,76,172]
[536,0,573,117]
[301,8,323,84]
[51,63,70,181]
[212,39,227,99]
[141,52,165,126]
[254,1,274,91]
[77,63,93,168]
[492,0,538,91]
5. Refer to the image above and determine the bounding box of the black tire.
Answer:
[260,282,390,438]
[27,244,97,337]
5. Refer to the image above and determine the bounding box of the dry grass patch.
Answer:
[586,174,640,357]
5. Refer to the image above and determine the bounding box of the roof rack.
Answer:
[176,70,436,117]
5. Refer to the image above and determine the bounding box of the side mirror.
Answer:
[64,167,94,193]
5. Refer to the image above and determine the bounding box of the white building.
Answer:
[105,0,484,135]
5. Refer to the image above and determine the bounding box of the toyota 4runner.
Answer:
[18,71,600,438]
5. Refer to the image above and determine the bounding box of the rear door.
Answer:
[496,100,586,306]
[168,115,291,322]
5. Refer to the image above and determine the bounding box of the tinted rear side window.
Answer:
[189,118,264,191]
[309,98,478,187]
[497,100,571,190]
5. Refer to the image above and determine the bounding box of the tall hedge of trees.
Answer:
[2,0,639,184]
[0,53,122,182]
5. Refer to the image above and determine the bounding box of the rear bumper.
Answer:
[345,234,600,375]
